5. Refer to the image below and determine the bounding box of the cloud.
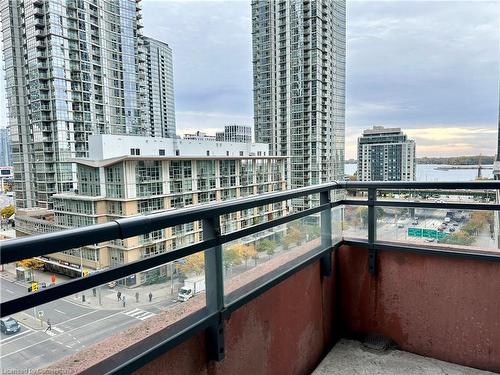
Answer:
[346,1,499,131]
[345,125,497,159]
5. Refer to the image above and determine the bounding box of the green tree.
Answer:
[440,231,474,246]
[357,207,385,227]
[255,239,276,264]
[306,225,320,241]
[256,239,275,253]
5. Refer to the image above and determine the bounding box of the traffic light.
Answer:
[82,269,89,277]
[31,282,38,292]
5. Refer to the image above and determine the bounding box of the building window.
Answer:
[105,164,124,198]
[136,160,163,197]
[137,197,164,213]
[159,149,165,156]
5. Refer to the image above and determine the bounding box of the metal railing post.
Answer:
[367,188,377,275]
[202,216,225,361]
[320,191,333,276]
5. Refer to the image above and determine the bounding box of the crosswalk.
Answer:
[123,308,156,321]
[44,326,64,337]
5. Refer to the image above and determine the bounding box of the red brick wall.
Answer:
[337,245,500,372]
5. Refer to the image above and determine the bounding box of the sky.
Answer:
[0,0,499,159]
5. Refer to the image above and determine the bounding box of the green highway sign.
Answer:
[437,231,448,239]
[422,228,437,238]
[407,227,423,237]
[408,227,448,240]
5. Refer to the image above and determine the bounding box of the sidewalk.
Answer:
[1,263,183,311]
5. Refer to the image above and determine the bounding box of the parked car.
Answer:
[449,227,456,233]
[397,223,404,228]
[453,223,459,227]
[425,238,436,242]
[0,317,21,334]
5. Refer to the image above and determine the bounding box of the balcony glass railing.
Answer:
[1,181,499,373]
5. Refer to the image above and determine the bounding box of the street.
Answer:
[344,206,496,249]
[0,274,179,371]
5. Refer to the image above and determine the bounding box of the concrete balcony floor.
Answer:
[314,340,495,375]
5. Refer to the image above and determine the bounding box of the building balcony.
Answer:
[1,181,499,374]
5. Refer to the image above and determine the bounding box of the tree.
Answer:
[223,245,242,274]
[256,239,275,253]
[17,258,45,281]
[1,205,14,219]
[440,231,474,246]
[306,225,320,241]
[177,253,205,276]
[17,258,44,270]
[283,225,302,250]
[357,207,385,228]
[256,238,277,259]
[231,243,256,269]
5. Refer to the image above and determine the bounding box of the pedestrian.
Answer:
[149,291,153,302]
[135,292,139,303]
[122,295,126,307]
[117,291,121,301]
[45,318,52,332]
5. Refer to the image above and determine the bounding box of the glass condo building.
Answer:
[0,0,170,209]
[251,0,346,209]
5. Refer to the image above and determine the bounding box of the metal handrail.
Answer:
[1,180,499,373]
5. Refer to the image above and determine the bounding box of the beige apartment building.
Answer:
[16,135,288,286]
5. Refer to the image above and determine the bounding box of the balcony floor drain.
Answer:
[362,334,391,351]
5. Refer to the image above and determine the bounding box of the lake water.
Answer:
[345,164,494,182]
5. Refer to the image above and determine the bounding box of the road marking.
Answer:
[4,288,14,294]
[0,329,34,344]
[0,309,128,358]
[53,326,64,333]
[123,308,156,321]
[45,330,56,337]
[57,310,98,325]
[54,309,66,315]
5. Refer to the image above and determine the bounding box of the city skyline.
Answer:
[30,0,494,159]
[0,1,498,160]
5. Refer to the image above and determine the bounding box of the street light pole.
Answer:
[80,248,83,278]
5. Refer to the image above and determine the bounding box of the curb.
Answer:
[13,312,45,331]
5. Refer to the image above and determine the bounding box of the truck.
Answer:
[177,276,205,302]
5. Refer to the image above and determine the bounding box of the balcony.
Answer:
[1,181,499,374]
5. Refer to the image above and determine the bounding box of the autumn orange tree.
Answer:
[223,245,243,273]
[17,258,44,270]
[177,253,205,276]
[17,258,44,281]
[1,205,14,219]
